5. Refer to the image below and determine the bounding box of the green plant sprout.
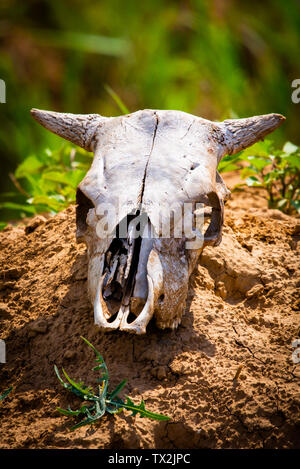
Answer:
[54,336,170,430]
[104,84,130,115]
[0,144,92,219]
[219,140,300,214]
[0,386,13,401]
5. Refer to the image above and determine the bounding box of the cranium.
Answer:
[31,108,284,334]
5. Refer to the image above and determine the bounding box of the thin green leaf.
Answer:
[31,29,130,57]
[28,195,66,212]
[0,202,36,214]
[81,336,109,398]
[104,85,130,114]
[62,368,94,398]
[109,379,127,400]
[57,403,90,416]
[57,407,80,417]
[54,365,70,390]
[42,170,86,188]
[0,386,13,401]
[121,397,170,421]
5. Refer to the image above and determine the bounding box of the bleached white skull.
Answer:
[31,108,284,334]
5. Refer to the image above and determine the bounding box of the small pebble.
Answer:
[64,350,76,360]
[156,366,167,380]
[28,320,48,334]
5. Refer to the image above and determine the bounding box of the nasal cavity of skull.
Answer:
[76,189,94,237]
[102,212,152,324]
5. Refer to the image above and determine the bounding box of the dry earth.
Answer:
[0,176,299,449]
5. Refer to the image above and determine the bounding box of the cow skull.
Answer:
[31,108,284,334]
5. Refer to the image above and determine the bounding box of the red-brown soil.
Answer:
[0,177,299,449]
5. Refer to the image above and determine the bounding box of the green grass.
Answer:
[0,144,91,220]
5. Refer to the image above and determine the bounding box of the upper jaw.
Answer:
[90,214,164,334]
[93,247,163,335]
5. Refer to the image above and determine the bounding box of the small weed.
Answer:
[55,336,170,430]
[0,386,13,401]
[0,86,128,227]
[219,140,300,214]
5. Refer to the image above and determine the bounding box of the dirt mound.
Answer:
[0,187,299,449]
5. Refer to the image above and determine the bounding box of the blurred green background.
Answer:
[0,0,299,222]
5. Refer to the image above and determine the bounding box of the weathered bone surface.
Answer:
[31,108,285,334]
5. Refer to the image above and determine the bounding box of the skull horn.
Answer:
[222,113,285,155]
[31,109,107,151]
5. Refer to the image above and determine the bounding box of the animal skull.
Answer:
[31,108,284,334]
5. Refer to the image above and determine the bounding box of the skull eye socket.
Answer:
[76,188,94,239]
[203,192,224,247]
